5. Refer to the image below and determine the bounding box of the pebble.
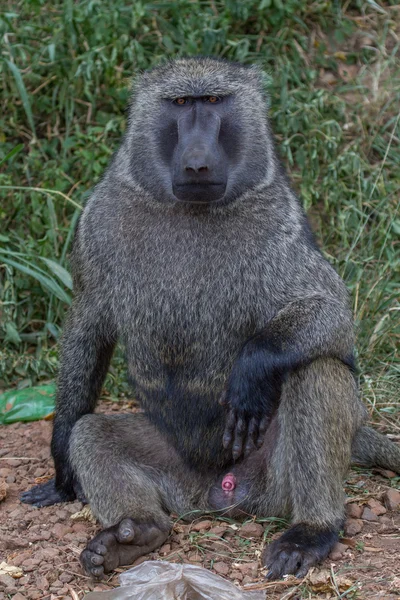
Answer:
[209,525,227,536]
[6,475,16,483]
[59,572,74,584]
[235,562,259,577]
[213,561,230,575]
[191,520,212,532]
[344,518,363,536]
[329,542,348,560]
[367,499,387,516]
[51,523,73,538]
[239,523,264,539]
[34,576,49,590]
[0,576,17,592]
[159,543,171,555]
[2,535,29,550]
[71,522,88,533]
[362,507,379,522]
[383,489,400,511]
[230,569,243,581]
[12,594,26,600]
[346,503,362,519]
[33,468,46,477]
[10,551,32,566]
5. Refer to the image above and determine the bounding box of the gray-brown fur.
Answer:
[21,57,400,579]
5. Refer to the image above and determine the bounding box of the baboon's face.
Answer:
[158,95,238,204]
[128,59,273,206]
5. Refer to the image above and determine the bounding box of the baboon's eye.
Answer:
[206,96,221,103]
[174,97,188,105]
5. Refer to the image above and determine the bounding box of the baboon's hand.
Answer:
[221,340,282,460]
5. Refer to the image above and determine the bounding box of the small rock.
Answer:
[34,576,49,590]
[5,459,22,467]
[376,469,397,479]
[33,468,46,477]
[64,501,84,513]
[230,569,243,581]
[0,574,16,590]
[35,547,59,560]
[10,552,32,567]
[55,509,68,520]
[21,559,40,572]
[0,469,11,477]
[12,594,26,600]
[209,526,227,536]
[341,537,356,548]
[159,544,171,555]
[362,507,379,522]
[235,562,259,577]
[58,572,74,584]
[1,536,29,550]
[240,523,264,539]
[242,575,254,585]
[187,552,202,562]
[51,523,73,538]
[213,562,230,575]
[367,499,387,516]
[383,489,400,511]
[329,542,348,560]
[346,503,362,519]
[344,518,363,536]
[71,522,88,533]
[191,520,212,532]
[6,475,16,484]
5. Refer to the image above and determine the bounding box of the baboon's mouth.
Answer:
[173,182,226,203]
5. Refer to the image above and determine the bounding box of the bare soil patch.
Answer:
[1,402,399,599]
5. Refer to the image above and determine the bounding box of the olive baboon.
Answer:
[22,58,400,580]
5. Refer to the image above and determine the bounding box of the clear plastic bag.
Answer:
[84,561,265,600]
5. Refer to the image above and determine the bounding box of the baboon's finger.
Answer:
[232,416,247,460]
[256,415,269,447]
[222,409,237,449]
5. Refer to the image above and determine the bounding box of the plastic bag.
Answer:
[0,384,55,424]
[84,561,265,600]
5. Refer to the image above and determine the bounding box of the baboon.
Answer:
[22,58,400,580]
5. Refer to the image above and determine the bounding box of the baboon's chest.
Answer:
[113,223,275,378]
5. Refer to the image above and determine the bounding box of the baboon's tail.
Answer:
[352,426,400,473]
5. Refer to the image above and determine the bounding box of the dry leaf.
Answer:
[307,569,354,593]
[70,504,97,523]
[0,479,8,502]
[0,562,23,578]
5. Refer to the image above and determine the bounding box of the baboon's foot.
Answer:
[263,524,337,579]
[80,518,169,579]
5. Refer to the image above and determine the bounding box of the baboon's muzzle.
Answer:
[172,104,227,203]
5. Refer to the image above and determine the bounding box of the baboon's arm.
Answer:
[21,297,116,506]
[222,295,354,459]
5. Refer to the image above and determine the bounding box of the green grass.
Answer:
[0,1,399,426]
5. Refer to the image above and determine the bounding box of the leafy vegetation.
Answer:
[1,1,399,424]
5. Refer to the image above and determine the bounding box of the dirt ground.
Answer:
[0,401,399,600]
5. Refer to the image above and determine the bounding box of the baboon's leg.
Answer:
[70,413,212,578]
[258,357,364,579]
[352,426,400,473]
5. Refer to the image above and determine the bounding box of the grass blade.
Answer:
[5,60,37,138]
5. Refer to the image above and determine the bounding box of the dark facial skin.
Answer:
[158,95,241,204]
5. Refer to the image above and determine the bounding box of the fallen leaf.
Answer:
[0,562,23,578]
[70,504,97,524]
[0,479,8,502]
[307,569,355,593]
